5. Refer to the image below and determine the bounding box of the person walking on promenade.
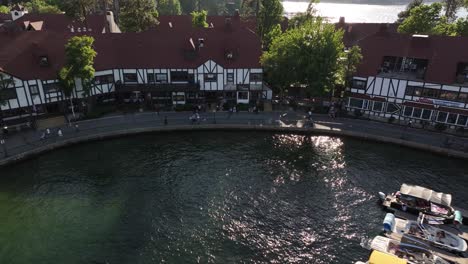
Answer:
[74,124,80,132]
[227,107,233,119]
[57,128,63,137]
[40,131,46,141]
[46,128,51,138]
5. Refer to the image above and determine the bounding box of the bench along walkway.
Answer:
[1,111,468,166]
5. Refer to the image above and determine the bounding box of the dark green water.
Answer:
[1,132,467,264]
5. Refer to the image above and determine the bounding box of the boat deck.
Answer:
[394,210,468,241]
[387,233,468,264]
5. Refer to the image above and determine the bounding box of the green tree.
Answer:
[258,0,283,47]
[24,0,62,14]
[0,5,9,13]
[454,16,468,36]
[340,46,363,91]
[398,3,443,35]
[288,0,318,28]
[179,0,197,14]
[396,0,423,24]
[120,0,158,32]
[157,0,181,15]
[191,10,208,28]
[59,36,97,117]
[261,19,348,97]
[61,0,98,20]
[443,0,464,22]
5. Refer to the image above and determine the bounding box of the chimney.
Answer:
[338,17,345,24]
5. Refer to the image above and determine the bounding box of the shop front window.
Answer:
[437,112,448,122]
[403,106,413,117]
[457,115,468,126]
[421,109,432,120]
[412,108,422,118]
[447,113,458,124]
[349,98,364,108]
[372,101,383,112]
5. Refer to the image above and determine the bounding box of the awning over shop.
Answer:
[400,184,452,206]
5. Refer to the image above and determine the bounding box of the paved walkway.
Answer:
[1,111,468,164]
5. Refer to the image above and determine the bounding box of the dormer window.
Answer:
[39,56,49,67]
[198,38,205,48]
[14,12,19,16]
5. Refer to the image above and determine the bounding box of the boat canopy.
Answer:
[400,184,452,207]
[369,250,407,264]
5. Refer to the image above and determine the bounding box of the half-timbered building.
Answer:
[0,13,268,126]
[347,29,468,128]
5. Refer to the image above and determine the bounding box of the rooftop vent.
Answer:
[412,34,429,38]
[169,22,173,28]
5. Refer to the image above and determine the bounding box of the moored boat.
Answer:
[383,213,468,253]
[379,184,465,225]
[370,235,455,264]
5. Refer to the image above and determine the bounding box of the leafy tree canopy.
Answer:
[24,0,62,14]
[120,0,159,32]
[396,0,423,24]
[60,0,98,20]
[261,19,359,97]
[59,35,97,96]
[443,0,465,22]
[398,2,443,35]
[191,10,208,28]
[0,5,9,14]
[157,0,181,15]
[258,0,283,47]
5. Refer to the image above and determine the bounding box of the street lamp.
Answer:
[0,138,7,157]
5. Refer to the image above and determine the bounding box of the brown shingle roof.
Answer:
[0,16,261,80]
[13,14,108,33]
[355,32,468,85]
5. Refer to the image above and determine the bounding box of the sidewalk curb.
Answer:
[1,124,467,167]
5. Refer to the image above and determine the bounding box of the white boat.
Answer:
[383,213,468,253]
[370,235,455,264]
[379,184,464,224]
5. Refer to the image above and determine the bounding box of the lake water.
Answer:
[1,132,467,263]
[283,1,468,23]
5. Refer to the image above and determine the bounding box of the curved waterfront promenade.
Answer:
[1,111,468,166]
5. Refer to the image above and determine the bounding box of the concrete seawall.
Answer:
[1,124,467,167]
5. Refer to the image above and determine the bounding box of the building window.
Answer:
[413,87,423,97]
[0,88,17,100]
[457,93,468,103]
[372,101,383,112]
[156,73,168,83]
[147,73,155,83]
[39,56,49,67]
[447,113,458,124]
[349,98,364,108]
[204,73,217,82]
[250,73,262,82]
[29,85,39,95]
[457,115,468,126]
[403,106,413,117]
[437,111,448,122]
[94,74,114,85]
[123,73,138,83]
[422,109,432,120]
[412,108,422,118]
[405,86,415,96]
[421,88,440,99]
[227,73,234,84]
[238,91,249,100]
[351,79,366,90]
[386,103,399,113]
[43,83,60,93]
[171,71,189,82]
[440,91,458,101]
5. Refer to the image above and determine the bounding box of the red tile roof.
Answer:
[354,31,468,85]
[0,15,262,80]
[337,22,398,46]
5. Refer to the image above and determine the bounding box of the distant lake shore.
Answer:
[282,1,465,23]
[283,0,438,5]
